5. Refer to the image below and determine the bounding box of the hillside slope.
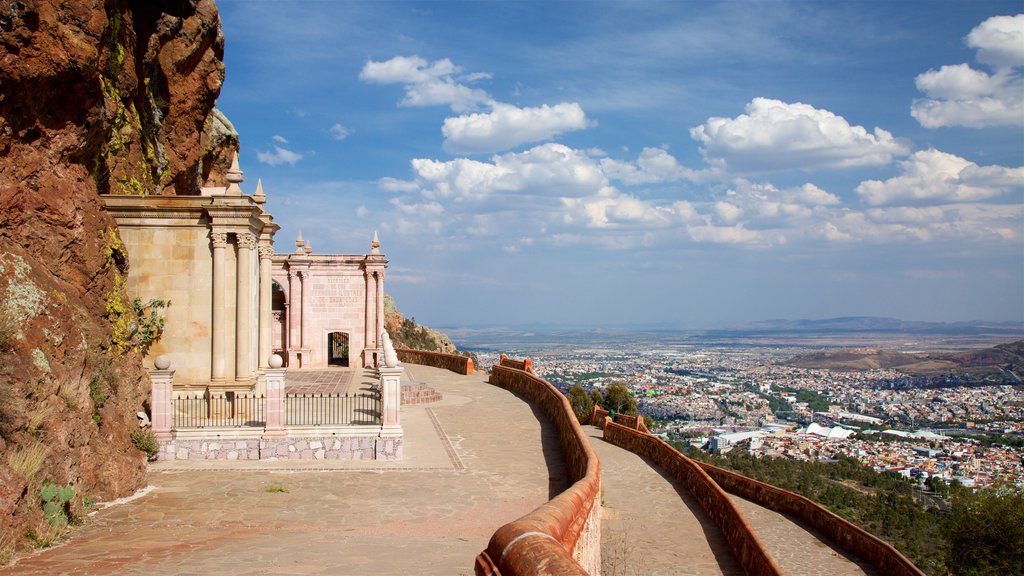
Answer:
[0,0,228,554]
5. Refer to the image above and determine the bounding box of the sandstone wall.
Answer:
[602,421,783,576]
[696,461,926,576]
[396,349,474,375]
[476,364,600,576]
[0,0,226,552]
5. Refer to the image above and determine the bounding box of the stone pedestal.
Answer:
[149,367,175,461]
[378,366,403,427]
[263,364,287,437]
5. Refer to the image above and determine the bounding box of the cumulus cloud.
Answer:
[855,149,1024,206]
[359,55,491,112]
[378,177,420,193]
[411,143,606,201]
[329,123,351,140]
[912,15,1024,128]
[442,102,592,153]
[272,134,289,144]
[257,145,302,166]
[966,14,1024,69]
[599,147,714,184]
[690,98,909,171]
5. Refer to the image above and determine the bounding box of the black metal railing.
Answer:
[173,393,266,428]
[285,392,381,426]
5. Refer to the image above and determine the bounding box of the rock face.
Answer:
[0,0,227,553]
[383,293,458,354]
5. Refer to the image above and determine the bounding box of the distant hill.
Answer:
[718,317,1023,336]
[783,339,1024,380]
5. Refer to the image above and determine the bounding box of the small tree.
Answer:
[567,384,594,424]
[602,381,638,416]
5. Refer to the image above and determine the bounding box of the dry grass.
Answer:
[0,531,14,566]
[26,403,54,436]
[7,441,50,483]
[27,521,69,549]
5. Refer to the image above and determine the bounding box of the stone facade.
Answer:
[103,155,277,391]
[272,234,387,370]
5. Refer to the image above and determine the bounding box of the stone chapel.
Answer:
[102,154,388,394]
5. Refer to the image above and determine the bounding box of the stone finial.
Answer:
[382,330,399,368]
[268,353,283,368]
[371,231,381,255]
[154,355,171,370]
[304,241,312,255]
[295,231,304,253]
[226,151,244,196]
[253,178,266,204]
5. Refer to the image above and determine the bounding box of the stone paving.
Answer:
[283,368,356,394]
[729,495,876,576]
[587,427,744,576]
[0,365,567,576]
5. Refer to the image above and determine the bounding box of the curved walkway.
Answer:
[0,366,568,576]
[586,427,743,576]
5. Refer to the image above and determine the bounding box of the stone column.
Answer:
[375,271,385,352]
[149,365,175,461]
[211,232,228,384]
[263,355,287,437]
[299,270,310,351]
[364,269,373,363]
[258,245,274,371]
[236,233,257,383]
[288,268,301,364]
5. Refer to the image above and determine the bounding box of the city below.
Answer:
[452,321,1024,491]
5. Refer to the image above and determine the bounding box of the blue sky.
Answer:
[214,1,1023,328]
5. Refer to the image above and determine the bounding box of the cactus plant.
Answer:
[40,482,75,527]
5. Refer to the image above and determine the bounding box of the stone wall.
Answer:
[397,349,474,375]
[160,432,400,461]
[498,354,532,372]
[696,461,926,576]
[602,421,783,576]
[476,364,600,576]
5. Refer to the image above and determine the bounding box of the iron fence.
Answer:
[173,393,266,428]
[286,392,381,426]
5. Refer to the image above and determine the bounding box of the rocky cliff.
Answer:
[0,0,228,556]
[384,293,458,354]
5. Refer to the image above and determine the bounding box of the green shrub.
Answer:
[130,428,159,458]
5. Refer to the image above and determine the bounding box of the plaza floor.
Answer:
[2,365,880,575]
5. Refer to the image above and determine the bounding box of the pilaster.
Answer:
[210,231,229,384]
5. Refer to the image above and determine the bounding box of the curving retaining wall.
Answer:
[695,461,926,576]
[498,353,533,372]
[476,363,601,576]
[602,421,783,576]
[396,348,474,375]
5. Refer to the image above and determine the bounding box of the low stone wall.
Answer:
[401,381,443,404]
[160,430,401,461]
[498,353,532,372]
[696,461,926,576]
[603,421,783,576]
[396,348,474,375]
[476,363,601,576]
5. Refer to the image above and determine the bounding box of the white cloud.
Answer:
[355,205,368,218]
[411,143,606,201]
[378,177,420,193]
[359,55,491,112]
[966,14,1024,69]
[600,147,714,184]
[912,15,1024,128]
[442,102,592,154]
[855,149,1023,206]
[256,146,303,166]
[272,134,289,144]
[329,123,351,140]
[690,98,908,171]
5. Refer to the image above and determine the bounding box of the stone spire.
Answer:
[295,231,304,254]
[304,241,313,255]
[225,151,244,196]
[371,231,381,255]
[253,178,266,204]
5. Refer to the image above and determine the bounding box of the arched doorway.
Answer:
[328,332,349,366]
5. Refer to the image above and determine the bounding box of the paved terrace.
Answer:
[3,364,879,575]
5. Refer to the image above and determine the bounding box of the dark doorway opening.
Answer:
[328,332,350,366]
